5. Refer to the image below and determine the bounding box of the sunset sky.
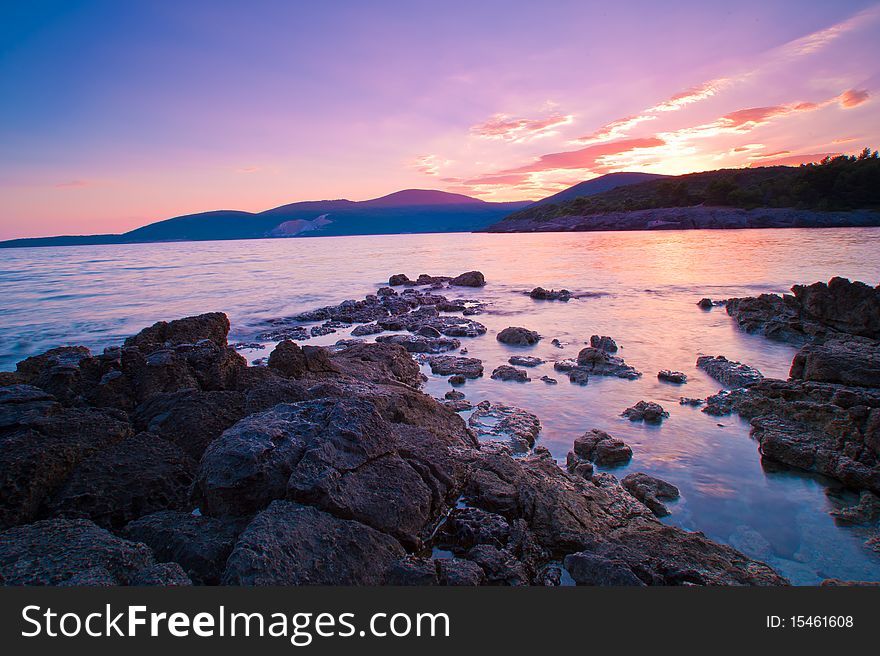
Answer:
[1,0,879,239]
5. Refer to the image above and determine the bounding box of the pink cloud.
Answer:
[502,137,666,174]
[837,88,869,108]
[470,113,573,142]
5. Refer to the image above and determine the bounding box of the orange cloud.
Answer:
[413,154,448,176]
[837,88,869,108]
[502,137,666,174]
[470,113,573,142]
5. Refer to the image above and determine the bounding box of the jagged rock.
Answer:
[445,390,465,400]
[449,374,467,386]
[589,335,618,352]
[829,491,880,526]
[48,432,195,529]
[132,389,248,460]
[696,355,763,388]
[509,356,544,367]
[468,401,541,452]
[123,511,246,585]
[565,452,594,479]
[427,356,484,378]
[497,326,541,346]
[491,365,530,382]
[444,399,473,412]
[571,429,633,466]
[658,370,688,384]
[389,274,410,286]
[622,401,669,423]
[725,278,880,343]
[222,501,405,585]
[267,341,338,379]
[680,397,704,406]
[0,402,131,529]
[0,518,166,586]
[563,552,645,586]
[529,287,571,301]
[385,556,438,585]
[436,557,486,585]
[331,342,423,387]
[621,472,680,517]
[789,335,880,388]
[576,347,640,379]
[568,369,590,385]
[376,333,460,353]
[540,376,558,385]
[450,271,486,287]
[124,312,231,353]
[351,322,384,337]
[437,507,512,552]
[196,397,469,547]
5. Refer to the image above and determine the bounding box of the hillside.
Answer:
[1,190,531,248]
[528,172,669,207]
[486,151,880,232]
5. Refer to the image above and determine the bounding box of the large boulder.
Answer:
[48,432,195,529]
[133,389,248,460]
[571,429,633,466]
[124,312,232,353]
[621,472,680,517]
[222,501,405,585]
[123,511,244,585]
[0,518,178,586]
[427,355,484,378]
[330,342,423,387]
[792,277,880,339]
[449,271,486,287]
[621,401,669,424]
[195,398,469,547]
[0,399,131,529]
[268,341,338,379]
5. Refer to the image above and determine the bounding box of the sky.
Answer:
[1,0,879,239]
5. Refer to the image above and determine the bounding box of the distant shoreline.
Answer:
[481,206,880,234]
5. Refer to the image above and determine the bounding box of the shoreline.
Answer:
[1,272,878,586]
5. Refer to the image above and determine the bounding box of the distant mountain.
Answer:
[484,155,880,233]
[0,190,532,248]
[529,172,669,207]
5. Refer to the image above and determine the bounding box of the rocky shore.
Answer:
[0,273,788,586]
[697,278,880,560]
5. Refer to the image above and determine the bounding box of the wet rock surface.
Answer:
[570,429,633,467]
[576,347,641,379]
[726,277,880,344]
[468,401,541,452]
[375,333,460,353]
[491,365,530,382]
[509,355,544,367]
[497,326,541,346]
[697,355,763,388]
[589,335,618,353]
[529,287,571,301]
[621,472,680,517]
[426,355,484,378]
[658,370,687,384]
[622,401,669,423]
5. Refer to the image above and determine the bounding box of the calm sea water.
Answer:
[2,228,880,584]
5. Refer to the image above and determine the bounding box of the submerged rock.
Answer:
[468,401,541,452]
[658,370,688,384]
[621,472,680,517]
[497,326,541,346]
[540,375,558,385]
[829,491,880,526]
[529,287,571,301]
[509,355,544,367]
[491,365,530,382]
[696,355,763,388]
[622,401,669,423]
